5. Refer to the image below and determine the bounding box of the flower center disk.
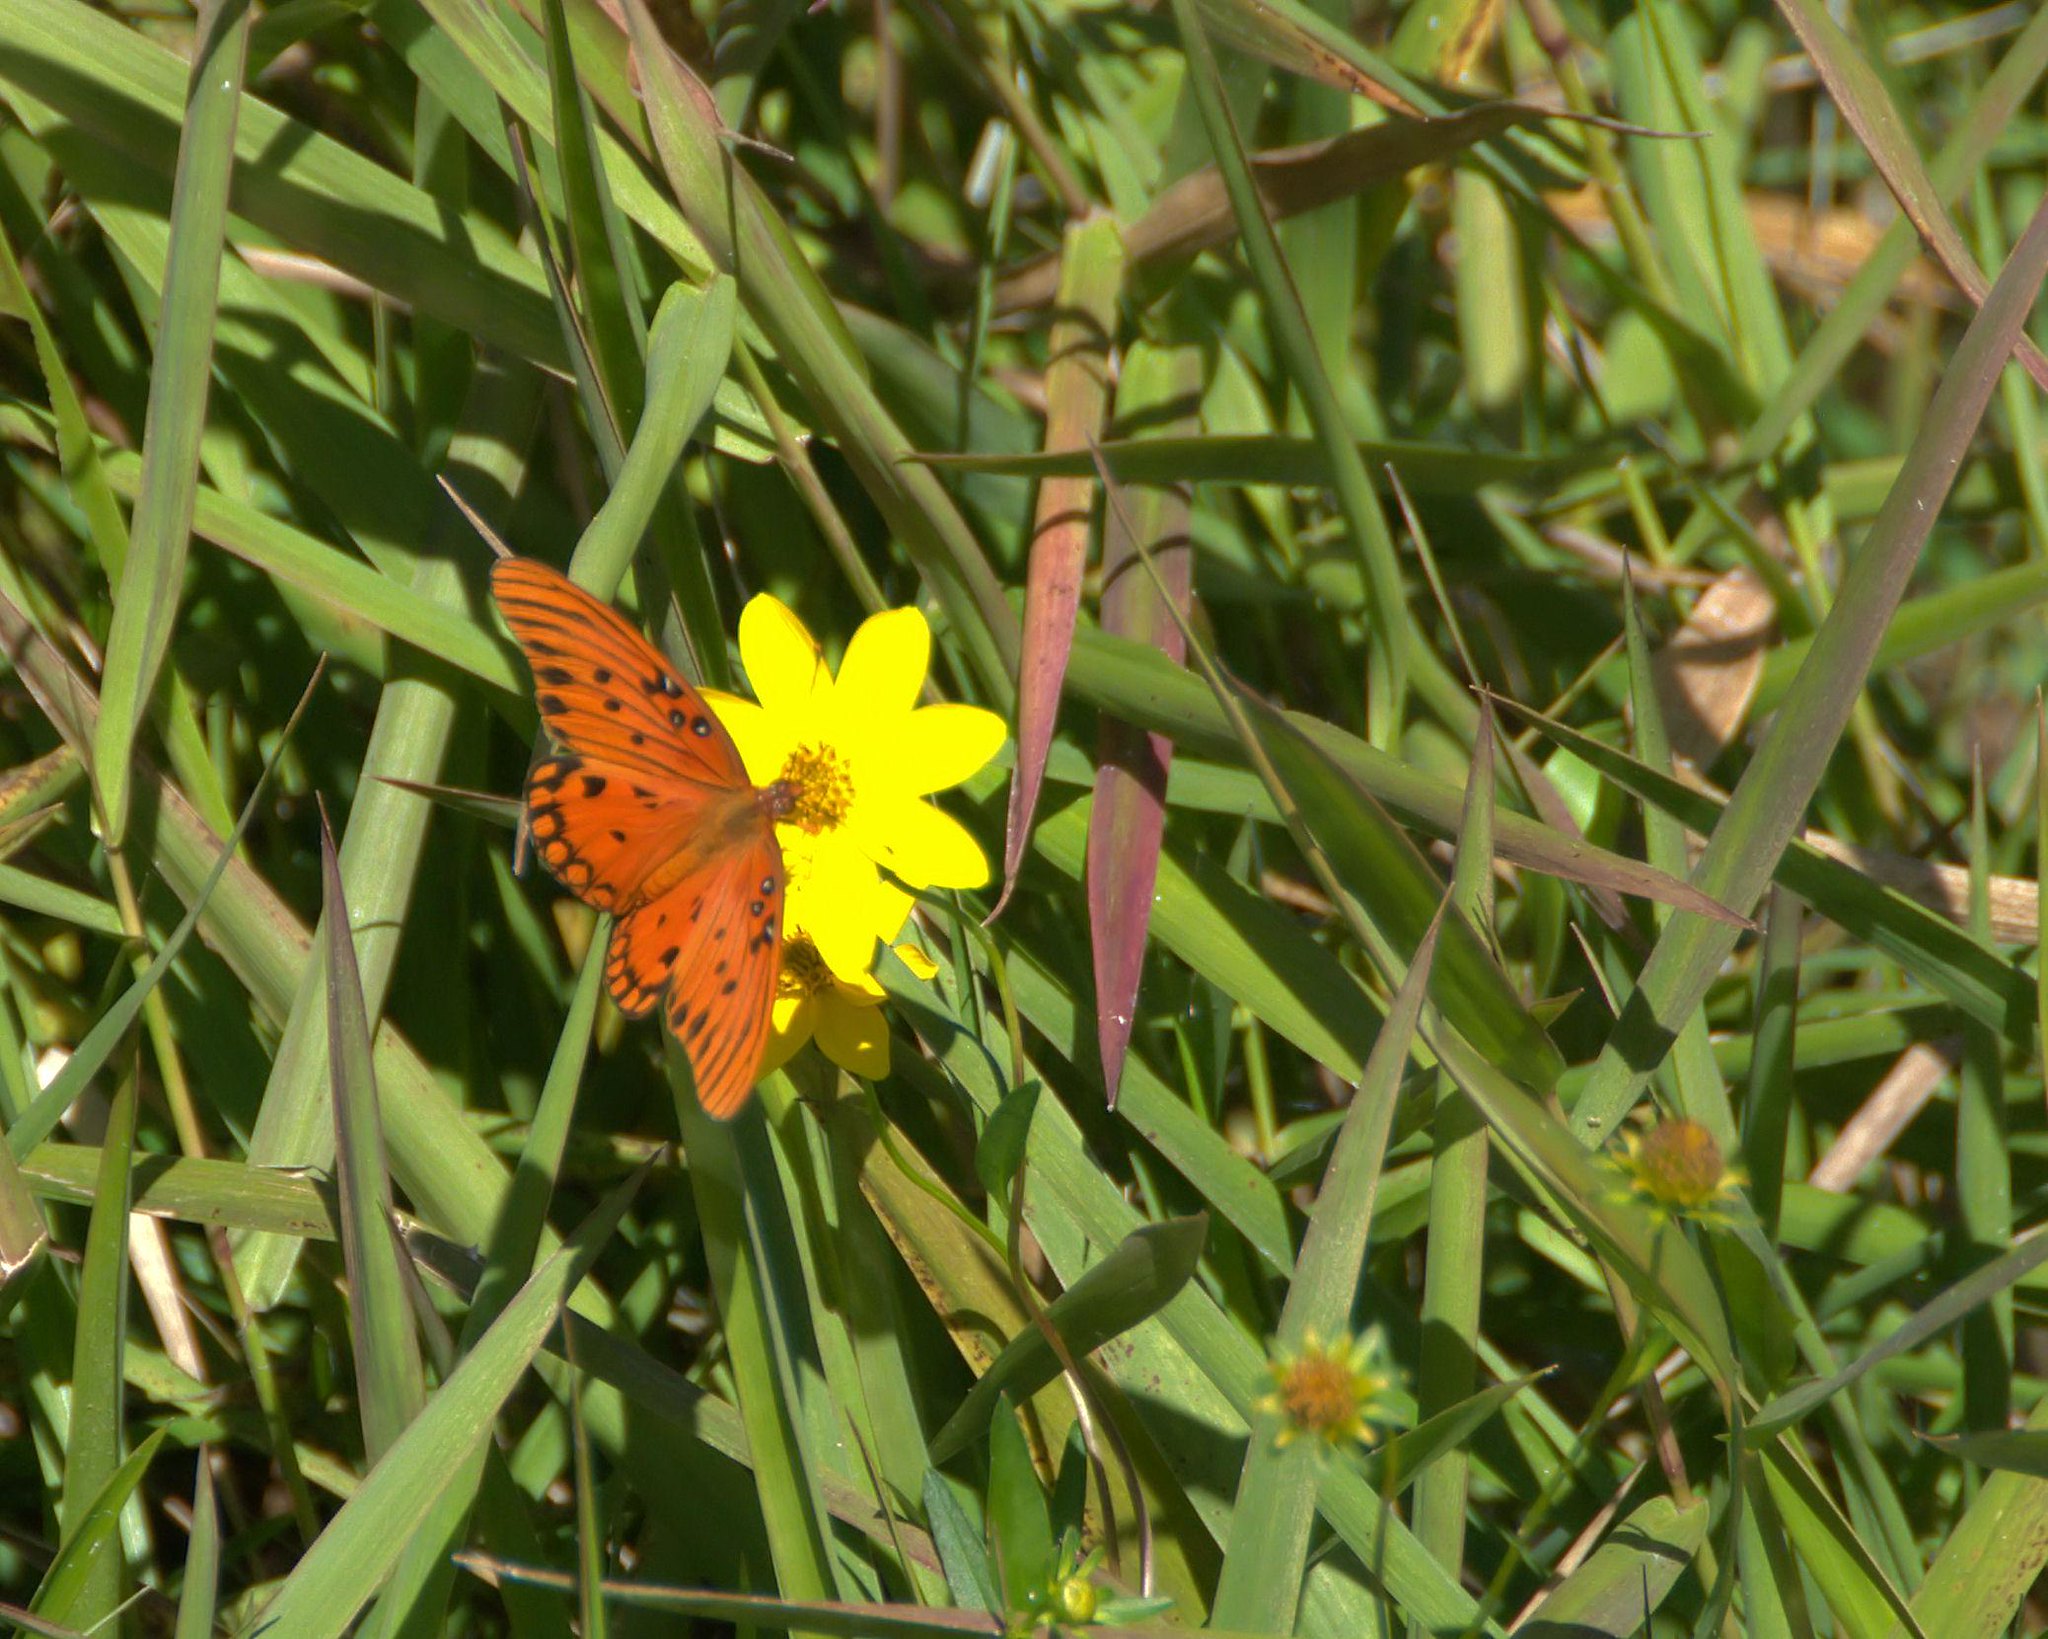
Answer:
[780,744,855,834]
[778,935,833,1001]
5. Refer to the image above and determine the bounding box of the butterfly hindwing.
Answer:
[604,837,785,1117]
[492,557,747,785]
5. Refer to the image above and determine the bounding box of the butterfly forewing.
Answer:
[492,555,788,1118]
[526,754,731,913]
[492,557,747,785]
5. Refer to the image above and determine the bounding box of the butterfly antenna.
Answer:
[438,472,514,561]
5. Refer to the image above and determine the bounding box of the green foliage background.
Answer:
[2,0,2048,1631]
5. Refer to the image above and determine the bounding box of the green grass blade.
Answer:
[244,1169,645,1639]
[676,1088,841,1609]
[1167,0,1411,741]
[173,1450,220,1639]
[620,0,1017,699]
[321,808,428,1464]
[90,0,250,844]
[1570,193,2048,1141]
[1211,907,1443,1632]
[32,1427,175,1626]
[568,276,735,600]
[50,1067,138,1627]
[1412,714,1497,1590]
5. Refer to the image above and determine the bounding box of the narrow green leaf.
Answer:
[174,1451,220,1639]
[93,0,251,843]
[33,1427,176,1625]
[1750,1229,2048,1438]
[245,1169,645,1639]
[923,1473,999,1616]
[1211,906,1445,1632]
[321,808,427,1463]
[52,1066,138,1626]
[1169,0,1410,739]
[985,1395,1051,1615]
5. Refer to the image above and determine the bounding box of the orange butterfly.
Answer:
[492,557,795,1117]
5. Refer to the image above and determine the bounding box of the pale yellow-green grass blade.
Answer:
[236,359,539,1307]
[92,0,250,846]
[20,1145,334,1239]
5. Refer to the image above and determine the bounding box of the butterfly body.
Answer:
[492,557,791,1117]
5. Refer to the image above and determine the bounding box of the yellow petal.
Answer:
[760,992,818,1075]
[832,606,929,723]
[855,796,990,889]
[702,692,795,788]
[885,704,1008,796]
[739,595,826,718]
[893,941,940,981]
[833,963,889,1002]
[816,994,891,1078]
[785,834,889,982]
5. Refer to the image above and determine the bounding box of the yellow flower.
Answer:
[1607,1117,1746,1230]
[704,597,1005,983]
[761,929,940,1080]
[1255,1329,1395,1451]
